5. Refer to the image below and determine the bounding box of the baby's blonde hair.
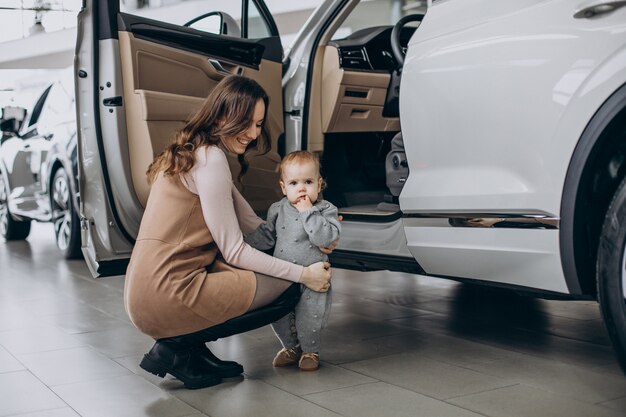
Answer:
[279,151,326,190]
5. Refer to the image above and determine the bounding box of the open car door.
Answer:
[75,0,284,277]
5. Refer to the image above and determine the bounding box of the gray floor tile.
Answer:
[18,346,131,386]
[0,344,24,373]
[15,294,94,318]
[545,315,610,345]
[52,374,199,417]
[0,371,66,417]
[72,324,154,358]
[325,311,421,339]
[321,328,426,364]
[6,408,81,416]
[397,292,618,370]
[448,384,626,417]
[2,222,625,417]
[38,308,127,335]
[173,378,342,417]
[593,361,625,377]
[600,396,626,413]
[0,303,41,332]
[542,299,603,321]
[466,354,626,403]
[385,331,521,367]
[304,381,483,417]
[344,351,514,400]
[245,361,377,395]
[330,298,433,321]
[0,326,85,355]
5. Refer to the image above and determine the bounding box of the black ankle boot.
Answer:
[139,340,222,389]
[192,345,243,378]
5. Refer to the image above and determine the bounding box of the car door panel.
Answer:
[1,137,35,214]
[117,18,284,209]
[76,1,285,275]
[9,135,50,216]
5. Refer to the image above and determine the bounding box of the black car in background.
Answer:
[0,70,81,258]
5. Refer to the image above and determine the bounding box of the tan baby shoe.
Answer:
[299,352,320,371]
[272,346,302,367]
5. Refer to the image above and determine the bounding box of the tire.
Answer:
[598,176,626,374]
[0,172,31,241]
[50,169,82,259]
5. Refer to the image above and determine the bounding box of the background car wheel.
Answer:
[0,173,31,241]
[598,176,626,374]
[51,169,82,259]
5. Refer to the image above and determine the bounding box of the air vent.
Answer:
[338,47,371,70]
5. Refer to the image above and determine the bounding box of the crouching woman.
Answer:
[124,75,332,389]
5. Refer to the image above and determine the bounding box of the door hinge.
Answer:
[80,216,89,231]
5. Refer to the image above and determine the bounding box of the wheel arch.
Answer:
[47,158,79,215]
[0,158,18,217]
[0,158,10,189]
[561,81,626,298]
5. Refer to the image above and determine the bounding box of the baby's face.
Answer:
[280,161,322,206]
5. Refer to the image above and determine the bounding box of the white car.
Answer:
[75,0,626,369]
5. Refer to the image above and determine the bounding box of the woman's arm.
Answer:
[244,203,278,251]
[190,147,303,281]
[232,186,263,234]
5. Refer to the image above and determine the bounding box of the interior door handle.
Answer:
[208,59,243,75]
[574,0,626,18]
[208,59,228,73]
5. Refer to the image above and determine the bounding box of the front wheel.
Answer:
[598,176,626,374]
[0,172,31,241]
[51,169,82,259]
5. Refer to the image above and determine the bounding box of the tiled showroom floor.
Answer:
[2,223,626,417]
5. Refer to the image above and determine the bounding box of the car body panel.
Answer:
[399,0,626,293]
[0,77,78,224]
[76,0,626,298]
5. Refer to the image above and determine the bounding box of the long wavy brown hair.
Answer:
[146,75,270,183]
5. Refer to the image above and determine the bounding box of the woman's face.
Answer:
[221,99,265,155]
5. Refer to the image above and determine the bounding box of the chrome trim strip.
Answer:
[402,214,560,229]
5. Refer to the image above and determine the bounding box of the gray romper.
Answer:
[245,197,341,353]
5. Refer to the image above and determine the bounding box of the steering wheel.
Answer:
[390,14,424,69]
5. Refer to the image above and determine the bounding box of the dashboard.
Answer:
[330,25,417,72]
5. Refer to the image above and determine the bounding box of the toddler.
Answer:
[245,150,341,371]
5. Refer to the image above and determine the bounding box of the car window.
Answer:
[120,1,260,37]
[36,81,75,135]
[25,85,52,129]
[331,0,425,40]
[247,0,272,39]
[119,0,313,46]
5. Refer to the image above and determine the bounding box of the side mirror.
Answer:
[184,11,241,38]
[0,106,26,136]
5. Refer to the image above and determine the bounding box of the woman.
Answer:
[124,75,332,389]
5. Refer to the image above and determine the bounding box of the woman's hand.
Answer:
[300,261,331,292]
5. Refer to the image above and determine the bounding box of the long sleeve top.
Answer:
[245,197,341,267]
[183,145,303,282]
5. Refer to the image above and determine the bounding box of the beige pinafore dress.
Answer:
[124,171,256,339]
